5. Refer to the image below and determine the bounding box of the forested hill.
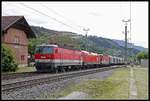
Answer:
[30,25,146,57]
[31,26,77,36]
[112,39,147,51]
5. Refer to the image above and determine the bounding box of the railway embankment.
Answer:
[2,65,148,100]
[54,67,130,99]
[52,66,148,100]
[2,66,116,100]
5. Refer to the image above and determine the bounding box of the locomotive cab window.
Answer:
[35,46,53,54]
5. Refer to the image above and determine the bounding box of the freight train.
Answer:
[34,44,125,72]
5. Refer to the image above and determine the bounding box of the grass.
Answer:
[38,67,130,99]
[2,66,37,74]
[35,66,148,100]
[133,66,148,99]
[16,66,36,73]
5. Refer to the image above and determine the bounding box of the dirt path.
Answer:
[58,91,88,99]
[129,67,137,99]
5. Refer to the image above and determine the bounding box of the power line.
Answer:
[40,4,96,37]
[41,4,84,29]
[4,2,96,38]
[19,3,84,33]
[40,3,84,33]
[3,2,42,17]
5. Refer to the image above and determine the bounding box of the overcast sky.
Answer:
[2,1,148,48]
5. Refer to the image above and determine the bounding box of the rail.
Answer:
[2,65,124,93]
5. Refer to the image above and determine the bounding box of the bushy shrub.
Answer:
[1,44,18,72]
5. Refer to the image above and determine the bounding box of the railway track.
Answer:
[2,65,123,93]
[2,72,49,80]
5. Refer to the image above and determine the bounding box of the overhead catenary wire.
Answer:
[19,3,102,39]
[40,4,93,51]
[3,2,90,41]
[40,4,84,29]
[40,4,98,37]
[3,2,43,17]
[19,3,84,34]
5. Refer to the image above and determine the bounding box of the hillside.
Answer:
[30,25,143,57]
[31,26,58,36]
[112,39,147,51]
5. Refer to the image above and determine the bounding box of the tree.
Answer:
[136,51,148,63]
[144,51,148,59]
[1,44,18,72]
[28,33,50,60]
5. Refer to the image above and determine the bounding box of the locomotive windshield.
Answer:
[35,46,53,54]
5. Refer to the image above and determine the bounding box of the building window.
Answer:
[14,36,19,48]
[21,55,25,61]
[14,45,19,48]
[14,36,19,44]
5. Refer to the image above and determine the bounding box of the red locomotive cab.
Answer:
[34,44,58,61]
[34,44,59,72]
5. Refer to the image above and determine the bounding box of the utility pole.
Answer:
[122,19,130,65]
[83,28,90,51]
[129,1,134,66]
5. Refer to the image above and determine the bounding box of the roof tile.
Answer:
[2,16,23,30]
[2,16,36,38]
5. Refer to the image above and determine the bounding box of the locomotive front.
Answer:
[34,44,57,72]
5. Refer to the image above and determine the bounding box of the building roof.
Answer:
[2,16,36,38]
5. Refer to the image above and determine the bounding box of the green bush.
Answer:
[1,44,18,72]
[136,51,148,60]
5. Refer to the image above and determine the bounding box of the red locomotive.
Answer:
[34,44,124,72]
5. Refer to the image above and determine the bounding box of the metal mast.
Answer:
[122,19,130,65]
[83,28,90,51]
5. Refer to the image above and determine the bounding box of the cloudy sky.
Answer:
[2,1,148,48]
